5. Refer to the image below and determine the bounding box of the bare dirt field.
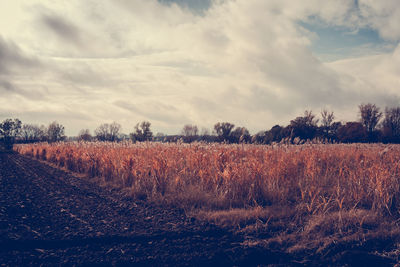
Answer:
[0,152,292,266]
[0,151,397,266]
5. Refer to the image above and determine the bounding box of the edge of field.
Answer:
[15,151,400,265]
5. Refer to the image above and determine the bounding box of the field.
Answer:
[1,151,257,265]
[12,142,400,264]
[15,142,400,213]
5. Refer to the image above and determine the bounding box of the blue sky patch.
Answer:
[158,0,211,14]
[299,21,396,62]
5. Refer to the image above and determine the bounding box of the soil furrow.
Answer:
[1,152,292,266]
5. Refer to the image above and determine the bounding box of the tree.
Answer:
[264,125,285,144]
[94,122,121,142]
[214,122,235,143]
[319,110,341,141]
[0,118,22,150]
[359,103,382,141]
[288,110,319,141]
[131,121,153,142]
[337,122,366,143]
[382,107,400,143]
[231,127,251,143]
[21,124,46,143]
[251,131,267,144]
[77,129,92,142]
[181,124,198,143]
[109,122,121,142]
[320,109,334,135]
[198,127,216,142]
[321,110,334,128]
[95,123,110,141]
[328,122,342,141]
[47,121,65,142]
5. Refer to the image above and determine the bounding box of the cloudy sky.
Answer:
[1,0,400,136]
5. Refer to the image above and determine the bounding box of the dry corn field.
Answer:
[14,142,400,215]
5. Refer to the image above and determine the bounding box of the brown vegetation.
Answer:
[15,142,400,213]
[14,142,400,258]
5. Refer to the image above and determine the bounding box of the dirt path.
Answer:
[0,152,290,266]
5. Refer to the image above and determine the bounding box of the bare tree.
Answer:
[95,123,109,141]
[359,103,382,140]
[320,109,335,138]
[21,124,34,142]
[47,121,65,142]
[321,109,334,128]
[38,125,47,141]
[21,124,45,142]
[304,110,319,126]
[181,124,198,143]
[109,122,121,142]
[94,122,121,142]
[382,107,400,142]
[214,122,235,142]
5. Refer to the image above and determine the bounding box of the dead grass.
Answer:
[15,142,400,214]
[14,142,400,260]
[236,207,400,260]
[196,206,270,228]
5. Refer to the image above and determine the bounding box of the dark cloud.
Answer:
[0,36,39,74]
[0,78,46,100]
[41,14,83,47]
[0,36,45,102]
[0,79,15,92]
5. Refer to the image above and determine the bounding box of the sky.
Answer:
[0,0,400,136]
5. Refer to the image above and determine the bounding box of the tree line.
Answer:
[0,120,65,150]
[1,103,400,150]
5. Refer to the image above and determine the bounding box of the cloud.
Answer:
[0,0,399,135]
[328,43,400,107]
[0,80,15,92]
[159,0,211,13]
[0,79,46,101]
[114,100,189,125]
[40,13,83,47]
[0,35,46,102]
[0,36,39,74]
[357,0,400,41]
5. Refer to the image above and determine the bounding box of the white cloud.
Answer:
[0,0,399,135]
[329,43,400,102]
[358,0,400,41]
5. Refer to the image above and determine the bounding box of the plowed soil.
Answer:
[0,152,292,266]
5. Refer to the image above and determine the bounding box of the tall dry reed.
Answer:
[15,142,400,214]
